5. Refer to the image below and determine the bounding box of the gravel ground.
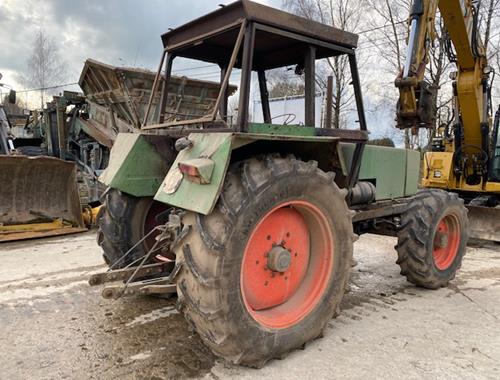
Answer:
[1,231,499,379]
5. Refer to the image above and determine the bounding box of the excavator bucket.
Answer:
[0,155,86,242]
[466,205,500,242]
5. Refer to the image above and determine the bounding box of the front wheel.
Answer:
[174,155,354,367]
[396,189,468,289]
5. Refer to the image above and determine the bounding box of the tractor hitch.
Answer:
[89,261,181,300]
[101,278,177,299]
[89,212,186,299]
[88,262,170,286]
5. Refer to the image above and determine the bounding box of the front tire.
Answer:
[175,155,354,367]
[396,189,468,289]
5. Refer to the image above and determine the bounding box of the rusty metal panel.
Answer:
[78,59,236,128]
[0,156,84,227]
[161,0,358,50]
[0,226,87,243]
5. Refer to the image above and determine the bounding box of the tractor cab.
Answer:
[142,0,368,189]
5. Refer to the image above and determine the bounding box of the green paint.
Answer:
[154,133,233,215]
[102,128,418,214]
[99,133,171,197]
[404,150,420,196]
[341,143,419,200]
[248,123,317,137]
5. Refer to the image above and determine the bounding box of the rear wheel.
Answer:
[396,189,468,289]
[175,155,354,367]
[97,189,170,268]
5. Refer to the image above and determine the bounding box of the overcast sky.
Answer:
[0,0,280,95]
[2,0,497,144]
[0,0,411,142]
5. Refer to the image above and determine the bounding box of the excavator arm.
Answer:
[397,0,489,131]
[396,0,439,130]
[397,0,493,182]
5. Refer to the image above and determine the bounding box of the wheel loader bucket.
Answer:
[0,155,86,242]
[466,205,500,242]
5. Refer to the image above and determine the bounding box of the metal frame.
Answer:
[257,70,271,124]
[253,23,354,55]
[236,21,255,131]
[143,22,247,130]
[304,45,316,127]
[141,16,369,187]
[143,49,167,126]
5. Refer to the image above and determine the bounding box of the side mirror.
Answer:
[8,90,16,104]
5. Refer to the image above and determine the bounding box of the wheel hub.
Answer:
[434,231,449,249]
[433,214,460,270]
[241,206,310,311]
[267,246,291,272]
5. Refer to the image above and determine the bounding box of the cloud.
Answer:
[0,0,281,95]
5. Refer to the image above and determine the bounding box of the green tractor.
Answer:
[90,0,469,367]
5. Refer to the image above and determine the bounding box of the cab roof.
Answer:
[160,0,359,70]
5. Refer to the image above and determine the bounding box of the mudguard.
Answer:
[154,131,340,215]
[102,130,340,215]
[99,133,176,197]
[154,133,233,215]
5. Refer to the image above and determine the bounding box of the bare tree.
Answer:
[362,0,414,147]
[482,0,500,103]
[422,17,455,149]
[364,0,411,74]
[26,30,67,108]
[482,0,500,51]
[284,0,366,129]
[267,69,305,98]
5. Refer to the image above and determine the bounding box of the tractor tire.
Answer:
[174,155,354,367]
[97,189,170,268]
[396,189,468,289]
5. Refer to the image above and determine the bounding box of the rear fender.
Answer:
[154,132,341,215]
[99,133,176,197]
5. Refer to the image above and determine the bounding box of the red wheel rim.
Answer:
[433,214,460,270]
[143,201,170,250]
[240,200,334,329]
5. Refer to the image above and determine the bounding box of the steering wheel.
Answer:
[271,113,297,125]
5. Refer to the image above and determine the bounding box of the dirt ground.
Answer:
[1,231,499,380]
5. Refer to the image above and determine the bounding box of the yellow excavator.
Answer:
[396,0,499,241]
